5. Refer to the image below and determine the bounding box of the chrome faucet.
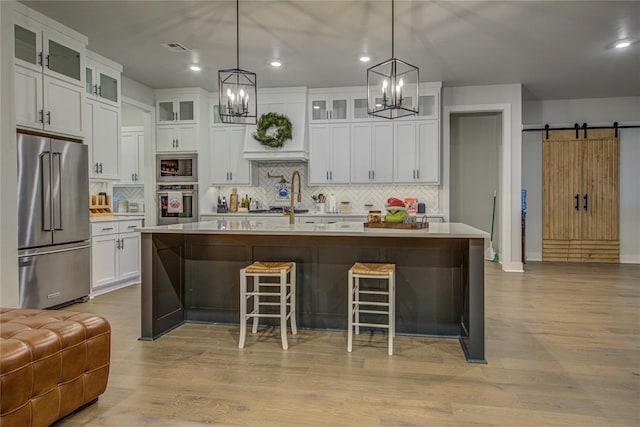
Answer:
[288,170,302,224]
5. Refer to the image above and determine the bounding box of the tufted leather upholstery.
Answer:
[0,308,111,426]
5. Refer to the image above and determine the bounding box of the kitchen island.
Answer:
[139,220,488,363]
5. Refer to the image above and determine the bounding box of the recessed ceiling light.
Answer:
[271,61,282,67]
[313,105,320,109]
[359,56,371,62]
[615,40,631,49]
[190,65,201,71]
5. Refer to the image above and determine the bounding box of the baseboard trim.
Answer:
[526,252,542,262]
[620,255,640,264]
[502,261,524,272]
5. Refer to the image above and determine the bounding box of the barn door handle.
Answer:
[583,194,588,211]
[574,194,579,211]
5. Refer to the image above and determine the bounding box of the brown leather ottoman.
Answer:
[0,308,111,426]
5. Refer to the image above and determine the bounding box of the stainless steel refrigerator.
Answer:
[17,132,91,309]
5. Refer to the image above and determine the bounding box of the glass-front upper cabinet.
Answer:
[308,94,349,122]
[157,99,198,124]
[85,52,121,107]
[416,85,440,120]
[14,16,85,88]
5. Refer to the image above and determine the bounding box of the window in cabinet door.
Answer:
[15,25,37,65]
[99,72,118,103]
[179,101,194,121]
[418,95,435,116]
[159,102,174,121]
[47,39,81,81]
[311,100,327,121]
[332,99,348,120]
[353,98,368,119]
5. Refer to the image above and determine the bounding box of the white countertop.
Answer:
[138,220,488,239]
[199,212,445,218]
[91,215,144,223]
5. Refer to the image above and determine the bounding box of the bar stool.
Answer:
[347,262,396,355]
[239,261,297,350]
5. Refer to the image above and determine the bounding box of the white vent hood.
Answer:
[244,87,308,162]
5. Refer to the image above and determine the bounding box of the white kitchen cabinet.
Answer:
[13,13,85,138]
[210,126,252,185]
[350,122,393,183]
[309,124,350,184]
[91,219,142,295]
[394,120,440,184]
[86,99,120,180]
[157,98,198,124]
[156,125,198,152]
[308,94,349,122]
[85,51,121,108]
[120,127,144,183]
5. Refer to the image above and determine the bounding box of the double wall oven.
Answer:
[156,154,198,225]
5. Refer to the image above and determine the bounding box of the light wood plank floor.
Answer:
[59,262,640,426]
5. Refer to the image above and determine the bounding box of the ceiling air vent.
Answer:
[161,42,189,52]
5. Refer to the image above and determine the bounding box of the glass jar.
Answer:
[368,210,382,223]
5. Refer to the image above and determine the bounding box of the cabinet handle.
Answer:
[121,238,124,250]
[116,238,121,250]
[128,225,136,229]
[46,111,51,125]
[95,163,99,173]
[412,170,415,179]
[37,52,43,65]
[39,110,44,123]
[93,84,98,95]
[368,171,371,180]
[45,54,50,68]
[174,112,178,120]
[176,139,179,148]
[326,171,328,180]
[102,227,114,231]
[132,173,134,181]
[99,163,103,174]
[230,172,233,180]
[372,170,375,180]
[583,194,588,211]
[98,85,102,96]
[135,173,138,181]
[330,171,333,180]
[574,194,580,211]
[416,170,419,179]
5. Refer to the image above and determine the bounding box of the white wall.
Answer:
[522,96,640,263]
[450,113,501,255]
[0,1,19,306]
[122,75,155,107]
[443,84,523,272]
[121,103,145,126]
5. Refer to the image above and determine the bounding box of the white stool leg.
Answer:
[280,268,288,350]
[239,268,247,349]
[251,275,259,334]
[347,268,354,352]
[354,276,360,335]
[289,263,297,335]
[388,271,395,356]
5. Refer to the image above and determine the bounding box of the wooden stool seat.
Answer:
[348,262,396,355]
[245,261,295,274]
[351,262,395,276]
[239,261,297,350]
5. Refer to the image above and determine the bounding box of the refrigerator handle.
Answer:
[52,152,63,230]
[40,151,52,231]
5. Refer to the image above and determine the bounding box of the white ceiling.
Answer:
[20,0,640,100]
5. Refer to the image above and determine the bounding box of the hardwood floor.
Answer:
[59,262,640,426]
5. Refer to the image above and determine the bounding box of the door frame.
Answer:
[443,104,523,272]
[122,96,156,226]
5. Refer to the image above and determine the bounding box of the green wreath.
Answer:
[252,112,292,148]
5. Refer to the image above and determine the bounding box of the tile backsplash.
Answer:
[113,186,145,212]
[204,162,439,214]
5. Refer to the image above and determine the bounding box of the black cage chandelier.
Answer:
[367,0,419,119]
[218,0,257,124]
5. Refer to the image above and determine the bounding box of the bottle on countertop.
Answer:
[229,188,238,213]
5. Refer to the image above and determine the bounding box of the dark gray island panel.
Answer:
[139,221,487,363]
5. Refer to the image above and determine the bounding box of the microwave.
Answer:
[156,154,197,182]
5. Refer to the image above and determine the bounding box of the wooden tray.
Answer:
[364,221,428,229]
[89,194,114,218]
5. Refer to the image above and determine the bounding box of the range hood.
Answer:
[244,87,308,162]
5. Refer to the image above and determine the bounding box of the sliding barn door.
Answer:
[542,129,619,263]
[580,130,619,262]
